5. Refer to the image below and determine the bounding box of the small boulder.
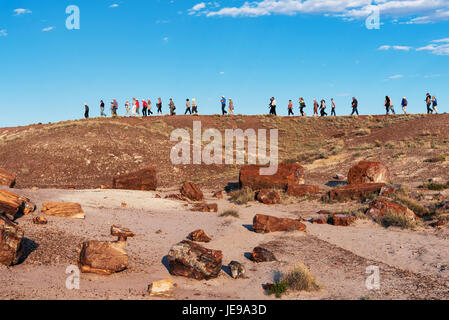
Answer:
[328,183,385,202]
[366,200,416,221]
[188,229,212,243]
[111,225,135,241]
[311,216,328,224]
[165,194,187,201]
[229,261,246,279]
[256,189,280,205]
[180,182,204,201]
[348,161,390,185]
[286,184,320,198]
[0,168,16,188]
[191,203,218,213]
[112,167,157,191]
[148,279,174,296]
[41,202,85,219]
[253,214,306,234]
[33,216,48,225]
[0,218,24,266]
[380,184,403,197]
[79,240,128,275]
[250,247,276,263]
[330,214,356,226]
[240,163,305,190]
[213,191,224,199]
[0,190,36,220]
[167,241,223,280]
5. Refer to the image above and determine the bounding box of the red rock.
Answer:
[0,168,16,188]
[250,247,276,263]
[433,220,446,227]
[0,190,35,221]
[167,241,223,280]
[191,203,218,213]
[112,167,157,191]
[328,183,385,201]
[180,182,204,201]
[256,189,281,205]
[41,202,85,219]
[155,194,162,199]
[188,229,212,243]
[111,225,135,241]
[79,240,128,275]
[331,214,356,226]
[253,214,306,234]
[366,200,416,221]
[165,194,187,201]
[311,216,328,224]
[0,218,23,266]
[213,191,224,199]
[380,184,403,197]
[239,163,305,190]
[33,216,48,225]
[348,161,390,185]
[317,210,335,216]
[286,184,320,197]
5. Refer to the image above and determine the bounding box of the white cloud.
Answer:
[388,74,404,79]
[163,37,169,42]
[417,43,449,55]
[0,29,7,37]
[42,26,55,32]
[14,8,32,16]
[378,45,412,51]
[197,0,449,23]
[188,2,221,15]
[109,4,119,8]
[219,71,225,75]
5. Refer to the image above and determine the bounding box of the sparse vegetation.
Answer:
[229,187,255,205]
[266,264,320,298]
[219,209,240,218]
[424,155,446,163]
[392,194,430,217]
[376,210,418,230]
[352,128,371,136]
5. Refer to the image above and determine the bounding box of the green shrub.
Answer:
[219,209,240,218]
[229,187,255,205]
[376,211,417,230]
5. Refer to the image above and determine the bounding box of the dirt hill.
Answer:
[0,114,448,190]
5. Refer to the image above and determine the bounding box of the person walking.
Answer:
[132,98,137,116]
[142,99,148,117]
[229,99,235,115]
[331,98,336,116]
[147,99,153,115]
[389,97,396,115]
[192,98,199,114]
[299,98,306,116]
[185,99,192,115]
[112,99,118,117]
[426,93,432,114]
[221,96,228,115]
[401,97,408,115]
[385,96,391,115]
[351,97,359,116]
[84,104,89,119]
[313,99,319,116]
[432,96,438,114]
[125,100,131,116]
[157,98,163,115]
[135,99,140,116]
[269,97,277,115]
[169,98,176,116]
[320,99,328,117]
[100,100,106,117]
[288,100,294,116]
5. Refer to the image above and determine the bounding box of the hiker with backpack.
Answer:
[351,97,359,116]
[169,98,176,116]
[142,99,148,117]
[401,97,408,115]
[299,98,306,116]
[185,99,192,115]
[157,98,163,115]
[288,100,294,116]
[320,100,328,117]
[432,96,438,114]
[426,93,432,114]
[331,98,336,116]
[385,96,391,115]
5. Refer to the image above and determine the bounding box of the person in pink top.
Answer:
[135,99,140,116]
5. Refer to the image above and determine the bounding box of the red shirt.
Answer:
[136,100,140,108]
[142,101,147,107]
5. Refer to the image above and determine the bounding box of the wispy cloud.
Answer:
[109,4,119,8]
[42,26,55,32]
[417,38,449,55]
[0,29,7,37]
[379,45,413,51]
[388,74,404,79]
[14,8,32,16]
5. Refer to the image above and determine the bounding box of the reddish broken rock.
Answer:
[380,184,403,197]
[240,163,305,190]
[330,214,356,226]
[33,216,48,225]
[0,218,24,266]
[0,190,36,221]
[188,229,212,243]
[253,214,306,234]
[311,216,328,224]
[41,202,85,219]
[191,203,218,213]
[366,200,416,221]
[348,161,390,185]
[165,194,187,201]
[213,191,224,199]
[256,189,281,205]
[328,183,385,202]
[112,166,157,191]
[250,247,276,263]
[167,240,223,280]
[286,184,320,198]
[317,210,335,216]
[180,182,204,202]
[111,225,135,241]
[0,168,16,188]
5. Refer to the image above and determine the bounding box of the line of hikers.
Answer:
[83,94,439,119]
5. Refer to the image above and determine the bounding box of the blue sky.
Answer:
[0,0,448,127]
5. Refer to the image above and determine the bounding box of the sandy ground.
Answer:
[1,187,448,300]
